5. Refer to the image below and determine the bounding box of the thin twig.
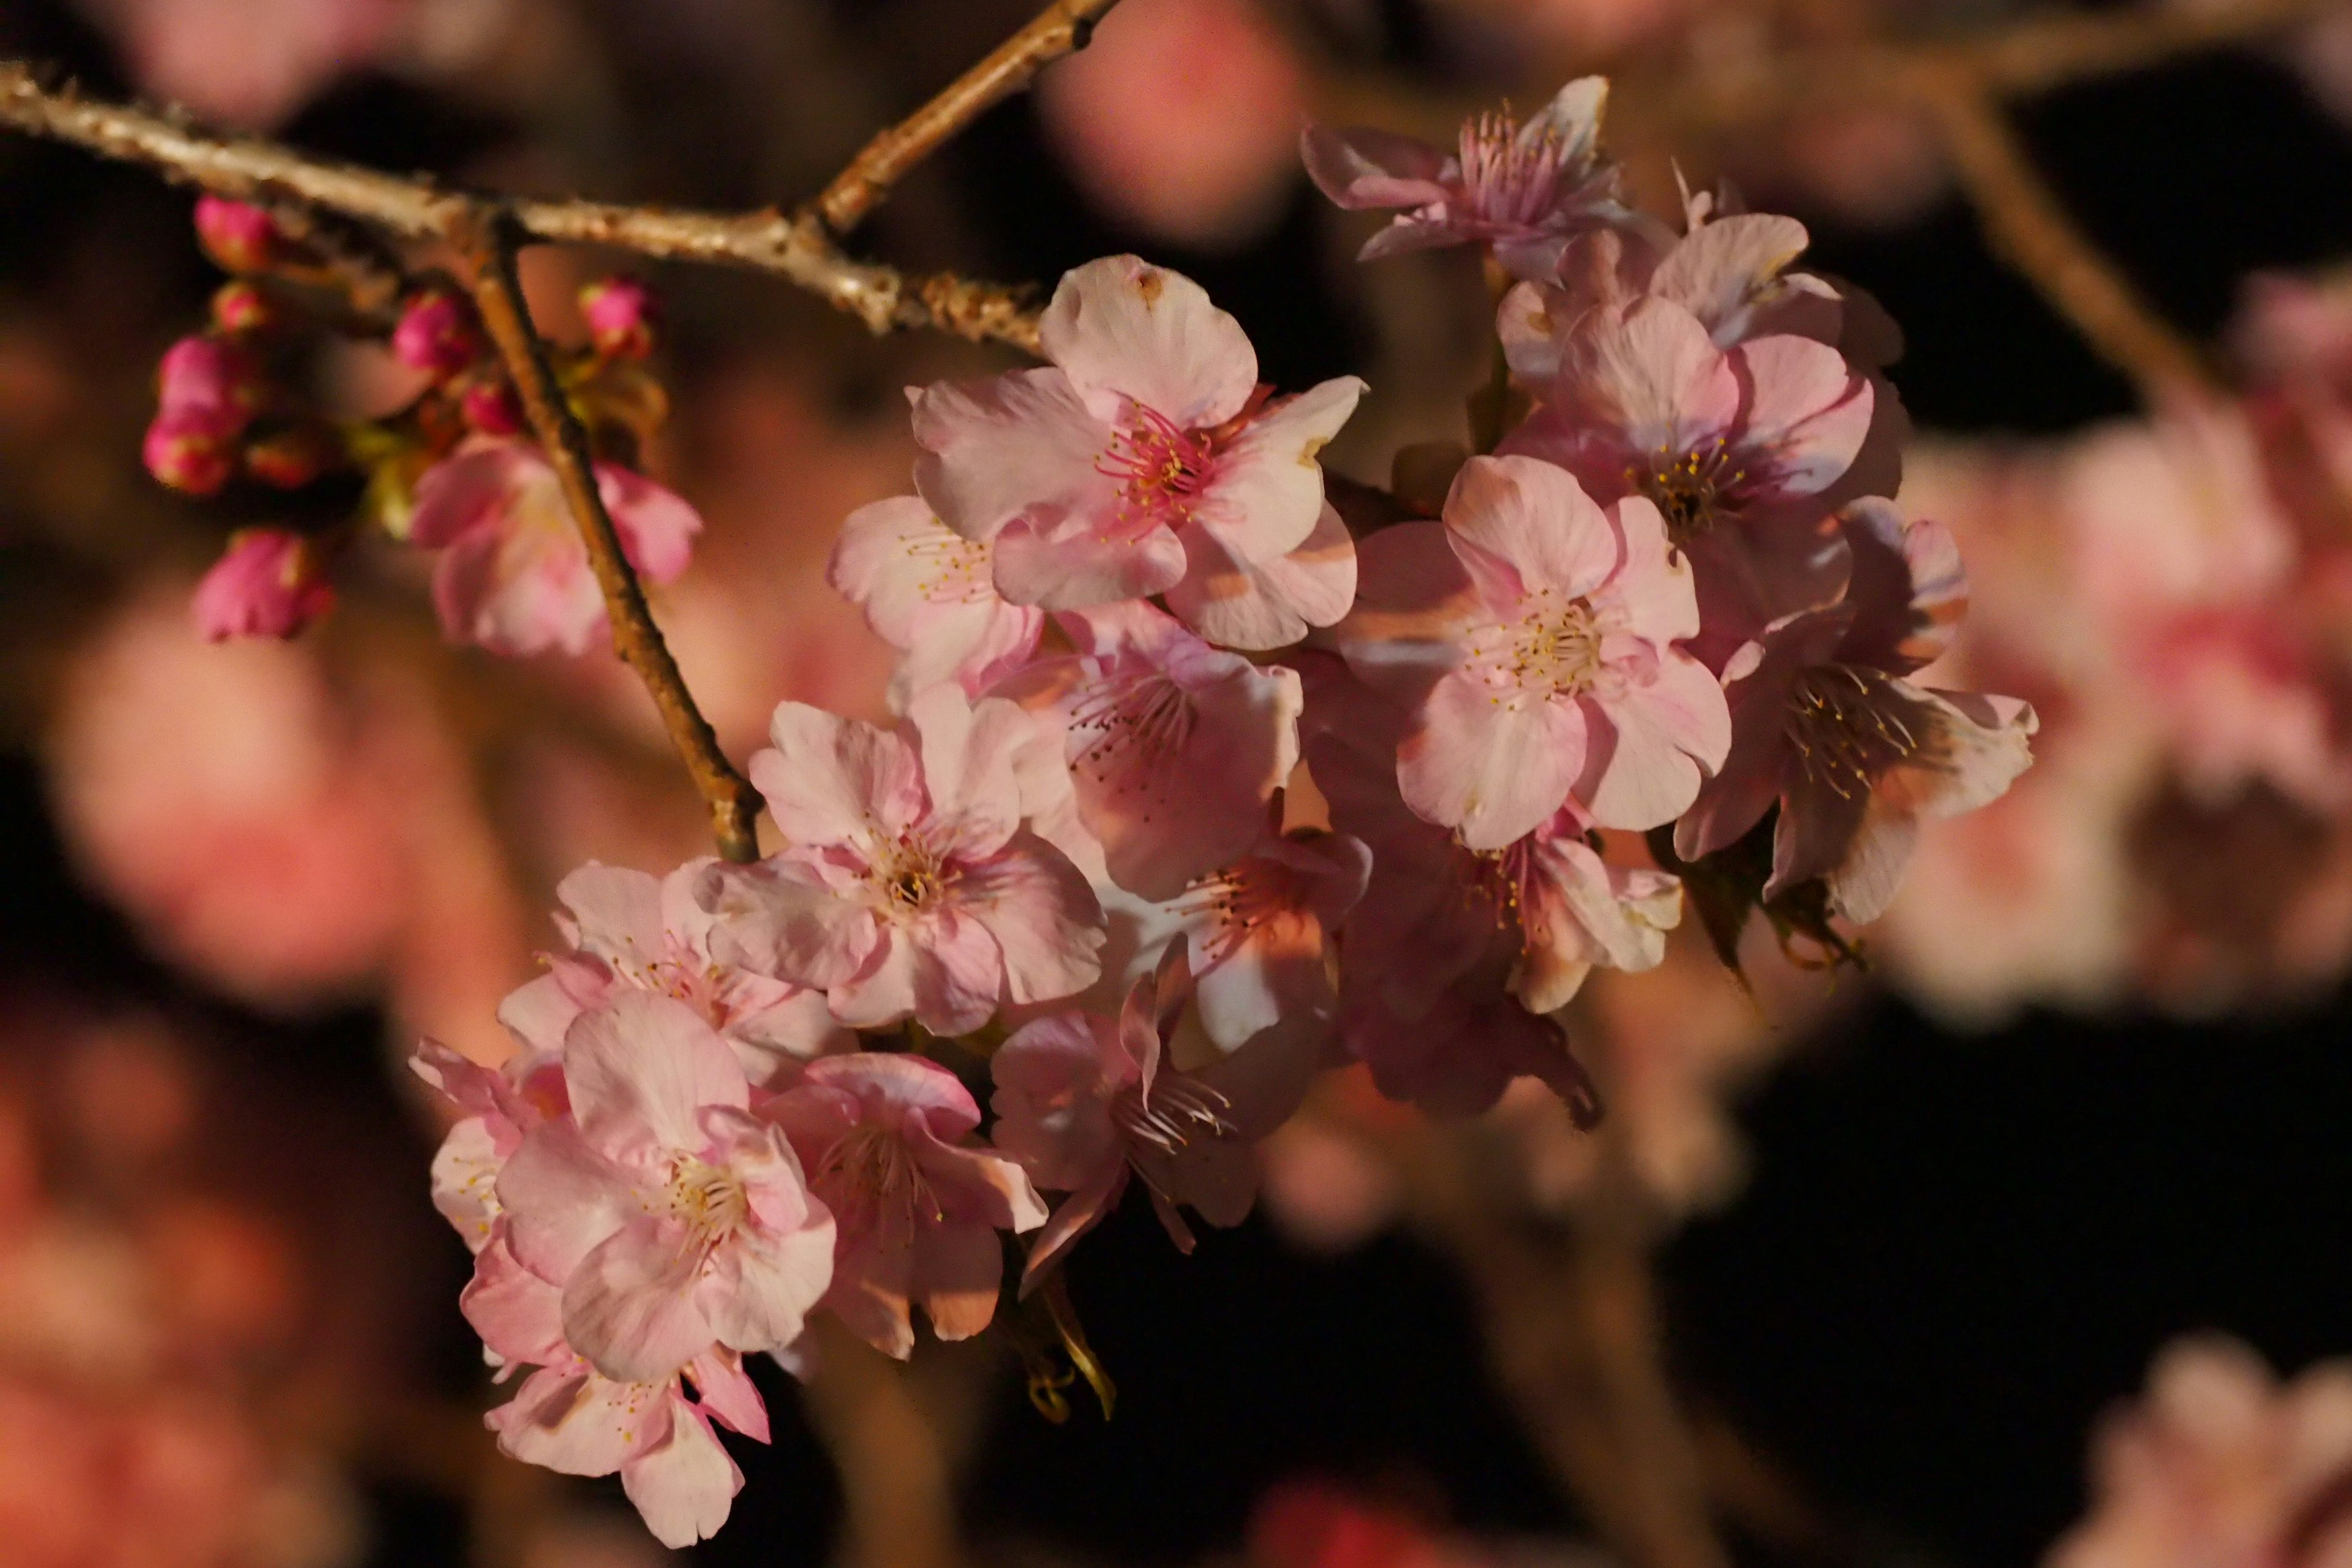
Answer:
[1920,71,2218,398]
[0,61,1042,350]
[816,0,1121,235]
[455,208,764,864]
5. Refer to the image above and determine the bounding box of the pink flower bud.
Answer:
[460,379,524,436]
[191,529,334,640]
[579,276,657,360]
[143,415,237,495]
[392,290,483,379]
[244,424,341,489]
[156,335,263,436]
[193,196,279,274]
[210,281,277,336]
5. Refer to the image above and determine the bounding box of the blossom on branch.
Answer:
[827,494,1044,705]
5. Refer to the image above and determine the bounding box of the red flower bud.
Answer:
[143,415,237,495]
[244,424,342,489]
[460,379,525,437]
[392,290,483,379]
[156,335,265,436]
[192,529,334,640]
[210,281,277,336]
[579,276,657,360]
[193,195,279,274]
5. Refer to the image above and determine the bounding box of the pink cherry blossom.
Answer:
[910,255,1365,647]
[410,1037,568,1254]
[406,437,703,658]
[701,685,1104,1036]
[1302,78,1634,281]
[1157,829,1371,1053]
[190,529,334,641]
[1676,500,2035,922]
[1335,453,1730,848]
[466,1234,768,1550]
[495,992,835,1381]
[827,495,1044,705]
[498,859,851,1090]
[764,1054,1046,1357]
[2050,1336,2352,1568]
[992,954,1260,1282]
[1500,293,1876,659]
[1008,598,1303,900]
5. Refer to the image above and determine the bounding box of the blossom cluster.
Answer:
[156,77,2040,1548]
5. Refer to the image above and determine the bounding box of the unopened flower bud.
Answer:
[191,528,334,640]
[579,276,657,360]
[244,423,342,489]
[193,195,279,274]
[460,379,524,436]
[143,415,237,495]
[392,289,483,379]
[157,334,265,436]
[210,280,277,336]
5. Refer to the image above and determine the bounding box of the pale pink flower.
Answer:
[1676,501,2036,922]
[190,528,334,641]
[765,1054,1046,1357]
[1500,293,1877,659]
[496,992,836,1381]
[911,255,1364,648]
[1155,829,1372,1053]
[2050,1337,2352,1568]
[1010,598,1303,899]
[703,685,1103,1036]
[1335,453,1730,848]
[827,495,1043,706]
[992,954,1262,1281]
[1302,78,1632,281]
[410,1038,568,1254]
[466,1235,767,1550]
[407,437,702,658]
[498,859,851,1090]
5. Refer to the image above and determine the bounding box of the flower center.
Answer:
[869,833,954,918]
[1635,439,1745,545]
[902,530,995,605]
[1468,587,1617,702]
[668,1155,749,1239]
[1098,404,1215,532]
[1457,108,1569,226]
[816,1122,943,1234]
[1110,1072,1234,1156]
[1179,857,1305,967]
[1068,671,1197,784]
[1783,664,1924,798]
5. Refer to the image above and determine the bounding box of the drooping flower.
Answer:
[991,952,1258,1281]
[764,1054,1047,1358]
[1302,78,1635,281]
[1499,293,1876,660]
[494,992,836,1381]
[464,1234,768,1550]
[1333,453,1730,848]
[827,495,1044,706]
[497,859,852,1090]
[910,255,1365,649]
[406,437,702,658]
[701,684,1105,1036]
[1674,500,2036,922]
[1009,598,1303,900]
[190,528,334,641]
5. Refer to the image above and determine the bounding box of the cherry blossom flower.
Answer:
[1008,598,1303,899]
[495,992,835,1381]
[1675,501,2036,922]
[498,859,850,1090]
[827,495,1044,706]
[764,1054,1046,1357]
[992,954,1261,1281]
[1302,78,1634,281]
[2050,1336,2352,1568]
[910,255,1365,648]
[466,1235,767,1550]
[1334,453,1730,848]
[1153,830,1371,1053]
[190,529,334,641]
[406,437,703,658]
[1499,293,1875,660]
[701,685,1104,1036]
[410,1037,568,1254]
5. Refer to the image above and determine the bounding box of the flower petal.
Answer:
[1041,256,1257,429]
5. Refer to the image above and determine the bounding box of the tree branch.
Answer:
[0,61,1043,350]
[456,208,764,864]
[816,0,1122,236]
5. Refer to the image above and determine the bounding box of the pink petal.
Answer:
[600,465,703,583]
[752,703,925,846]
[908,905,1008,1036]
[1165,499,1359,650]
[829,496,953,644]
[1187,376,1366,568]
[1649,214,1811,339]
[1579,652,1730,829]
[1039,255,1257,430]
[805,1052,982,1139]
[992,1012,1127,1191]
[1729,334,1874,499]
[621,1398,743,1549]
[564,1216,720,1381]
[554,862,666,966]
[1590,496,1701,643]
[497,1119,637,1284]
[461,1232,568,1366]
[1019,1160,1130,1292]
[913,1218,1006,1341]
[1400,674,1586,851]
[1556,296,1740,459]
[959,830,1107,1006]
[1299,123,1453,210]
[563,992,749,1163]
[905,685,1030,858]
[687,1350,771,1441]
[431,493,605,657]
[1443,454,1620,601]
[910,368,1112,541]
[407,443,532,548]
[701,857,881,991]
[990,513,1188,609]
[701,1205,837,1359]
[490,1363,657,1478]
